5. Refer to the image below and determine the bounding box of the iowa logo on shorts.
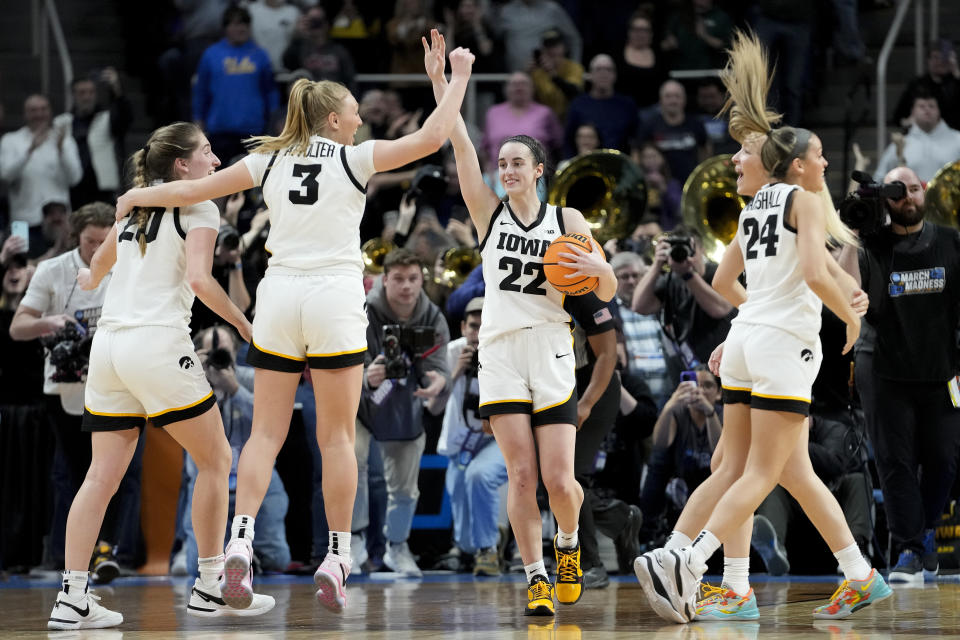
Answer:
[800,348,813,362]
[179,356,195,369]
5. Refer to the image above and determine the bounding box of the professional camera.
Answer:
[382,324,437,380]
[662,233,696,262]
[407,165,448,205]
[217,223,241,252]
[464,348,480,379]
[205,328,234,370]
[40,322,93,383]
[838,171,907,236]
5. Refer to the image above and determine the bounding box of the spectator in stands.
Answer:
[356,89,388,143]
[631,224,734,370]
[29,200,72,263]
[180,326,291,575]
[0,95,82,233]
[9,202,140,579]
[873,92,960,183]
[564,55,638,158]
[893,39,960,130]
[609,252,670,408]
[660,0,732,72]
[751,413,874,576]
[752,0,814,125]
[556,123,601,173]
[493,0,581,72]
[193,5,279,163]
[55,69,132,209]
[283,5,357,93]
[443,0,500,72]
[434,297,508,576]
[638,365,721,540]
[635,142,682,229]
[481,72,563,175]
[247,0,301,73]
[635,79,709,185]
[355,249,450,577]
[695,77,737,155]
[616,10,667,111]
[0,242,43,406]
[529,29,584,122]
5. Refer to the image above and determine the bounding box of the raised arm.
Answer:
[423,30,499,239]
[114,162,255,221]
[371,43,475,173]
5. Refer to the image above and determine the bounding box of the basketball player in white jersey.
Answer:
[634,31,892,623]
[112,35,476,612]
[423,30,616,616]
[47,122,274,630]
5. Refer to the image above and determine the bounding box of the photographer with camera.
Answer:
[9,202,137,580]
[839,165,960,584]
[178,326,290,576]
[630,224,735,375]
[356,248,450,577]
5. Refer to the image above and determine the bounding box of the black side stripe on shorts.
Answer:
[261,150,280,188]
[173,207,186,239]
[477,202,505,253]
[340,145,366,194]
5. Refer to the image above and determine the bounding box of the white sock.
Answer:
[524,560,548,583]
[198,554,224,588]
[556,527,579,549]
[834,543,872,581]
[665,531,693,551]
[62,570,89,601]
[722,556,750,595]
[691,530,721,568]
[329,531,352,561]
[231,514,256,543]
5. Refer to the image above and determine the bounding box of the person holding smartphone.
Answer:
[638,365,721,539]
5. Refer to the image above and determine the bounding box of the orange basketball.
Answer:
[542,233,603,296]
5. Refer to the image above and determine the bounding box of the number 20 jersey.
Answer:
[478,201,571,346]
[733,181,822,340]
[243,137,377,276]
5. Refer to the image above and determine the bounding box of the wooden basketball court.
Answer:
[1,573,956,638]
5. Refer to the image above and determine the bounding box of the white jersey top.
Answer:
[243,136,377,276]
[98,201,220,332]
[732,182,822,340]
[478,201,570,346]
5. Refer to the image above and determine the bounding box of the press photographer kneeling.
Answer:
[839,166,960,583]
[9,202,142,579]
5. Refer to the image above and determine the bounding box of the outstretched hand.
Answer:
[422,28,446,82]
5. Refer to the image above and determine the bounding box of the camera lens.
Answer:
[670,244,690,262]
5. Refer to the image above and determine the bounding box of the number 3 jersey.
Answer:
[478,201,571,346]
[243,137,377,276]
[99,201,220,332]
[733,181,822,340]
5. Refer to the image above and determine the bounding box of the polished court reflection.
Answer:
[1,573,957,638]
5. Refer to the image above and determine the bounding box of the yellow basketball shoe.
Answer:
[554,535,584,605]
[525,575,556,616]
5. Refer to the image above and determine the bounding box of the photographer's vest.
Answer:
[732,182,822,341]
[478,201,571,347]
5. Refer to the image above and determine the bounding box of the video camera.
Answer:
[41,322,93,383]
[382,324,437,379]
[406,165,448,205]
[217,223,241,253]
[662,232,696,262]
[838,171,907,236]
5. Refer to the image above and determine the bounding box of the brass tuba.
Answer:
[680,154,745,263]
[924,160,960,229]
[436,246,482,288]
[547,149,646,246]
[360,238,395,274]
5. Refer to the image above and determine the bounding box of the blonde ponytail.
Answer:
[815,187,858,247]
[718,30,782,144]
[246,79,351,156]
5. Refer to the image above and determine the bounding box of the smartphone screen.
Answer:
[11,220,29,253]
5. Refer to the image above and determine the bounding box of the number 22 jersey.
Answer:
[478,201,571,346]
[243,137,377,276]
[733,181,821,340]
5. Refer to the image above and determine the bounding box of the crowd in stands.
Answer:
[1,0,960,585]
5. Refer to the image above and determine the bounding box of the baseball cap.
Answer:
[464,297,484,314]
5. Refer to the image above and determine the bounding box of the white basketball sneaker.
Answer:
[314,553,351,613]
[222,538,254,609]
[48,590,123,630]
[187,578,275,617]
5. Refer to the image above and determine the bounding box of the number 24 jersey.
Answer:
[243,137,377,276]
